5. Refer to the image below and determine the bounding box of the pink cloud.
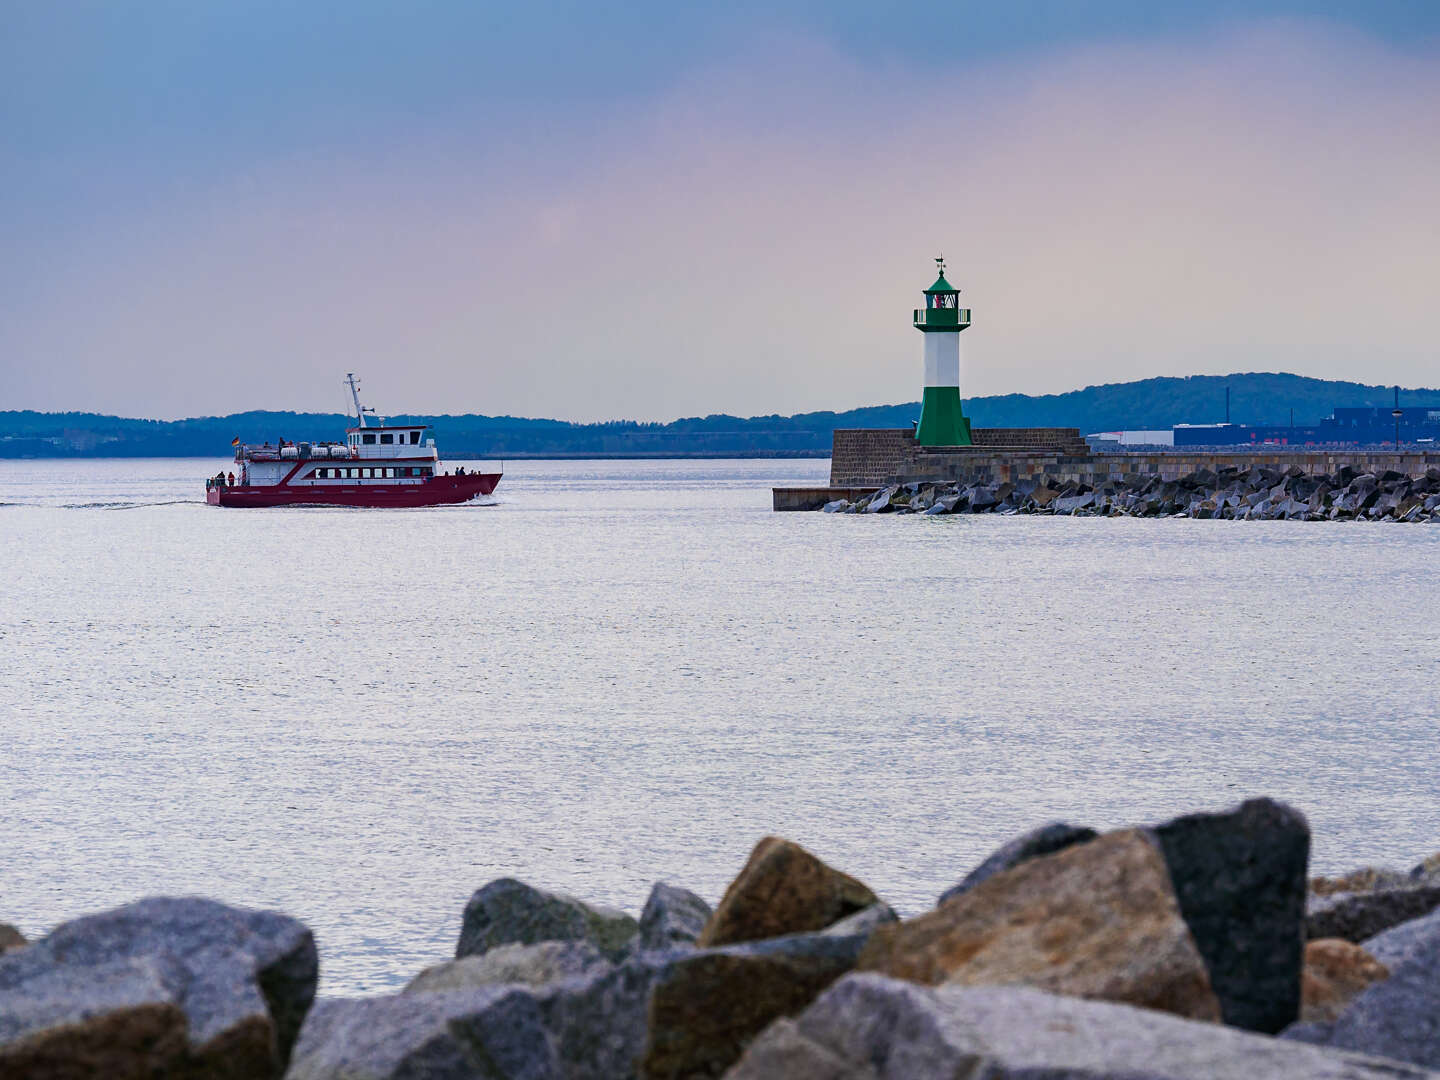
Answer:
[4,20,1437,420]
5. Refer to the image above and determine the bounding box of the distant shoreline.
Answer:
[7,372,1440,461]
[0,450,832,462]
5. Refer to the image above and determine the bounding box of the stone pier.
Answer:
[773,427,1440,510]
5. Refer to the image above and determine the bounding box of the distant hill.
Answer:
[4,373,1439,458]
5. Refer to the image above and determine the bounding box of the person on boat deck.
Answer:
[227,472,235,486]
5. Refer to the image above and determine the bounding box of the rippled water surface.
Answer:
[3,456,1440,993]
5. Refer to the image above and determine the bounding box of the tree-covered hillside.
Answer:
[3,373,1437,458]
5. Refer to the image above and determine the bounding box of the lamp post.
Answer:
[1393,386,1403,449]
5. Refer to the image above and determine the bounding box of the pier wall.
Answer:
[827,428,1440,489]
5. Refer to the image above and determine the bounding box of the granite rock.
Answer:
[717,1018,871,1080]
[0,896,316,1079]
[863,486,898,513]
[820,903,897,939]
[824,465,1440,522]
[287,987,556,1080]
[1053,493,1093,513]
[1312,867,1413,897]
[1284,907,1440,1066]
[638,884,712,952]
[407,940,611,994]
[456,878,638,960]
[539,950,676,1080]
[937,821,1098,905]
[1307,885,1440,943]
[0,955,190,1079]
[1149,797,1309,1032]
[696,837,878,948]
[857,829,1221,1021]
[641,930,869,1080]
[725,974,1428,1080]
[1301,939,1390,1024]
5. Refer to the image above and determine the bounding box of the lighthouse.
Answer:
[912,257,973,446]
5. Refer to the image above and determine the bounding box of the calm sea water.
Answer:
[3,456,1439,994]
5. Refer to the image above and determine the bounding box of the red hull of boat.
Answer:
[207,473,501,508]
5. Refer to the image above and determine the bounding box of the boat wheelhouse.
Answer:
[205,375,500,508]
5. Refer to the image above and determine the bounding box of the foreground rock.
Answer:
[827,464,1440,523]
[1285,907,1440,1067]
[456,878,638,960]
[1301,939,1389,1023]
[0,896,316,1079]
[300,929,867,1080]
[297,956,673,1080]
[407,940,611,994]
[641,930,869,1079]
[697,838,879,948]
[937,821,1097,904]
[539,951,681,1080]
[1308,883,1440,943]
[288,987,556,1080]
[724,974,1434,1080]
[1312,867,1415,896]
[1149,797,1309,1032]
[820,903,897,939]
[857,829,1221,1021]
[0,924,24,954]
[638,884,712,952]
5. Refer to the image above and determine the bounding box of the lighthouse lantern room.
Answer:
[912,257,973,446]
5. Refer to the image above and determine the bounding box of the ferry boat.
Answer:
[205,375,501,508]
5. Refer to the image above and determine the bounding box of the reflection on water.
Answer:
[2,457,1439,993]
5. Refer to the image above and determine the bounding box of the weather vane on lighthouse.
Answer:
[912,256,973,446]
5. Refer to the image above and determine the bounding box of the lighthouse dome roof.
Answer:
[924,272,959,294]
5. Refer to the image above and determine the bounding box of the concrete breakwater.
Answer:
[773,425,1440,510]
[821,462,1440,521]
[9,800,1440,1077]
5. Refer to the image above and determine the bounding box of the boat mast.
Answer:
[345,373,370,428]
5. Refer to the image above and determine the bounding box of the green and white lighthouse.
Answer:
[912,257,973,446]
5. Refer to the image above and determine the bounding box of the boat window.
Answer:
[384,468,395,478]
[421,467,433,477]
[410,431,421,444]
[380,433,394,444]
[362,433,376,445]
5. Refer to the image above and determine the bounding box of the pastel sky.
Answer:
[3,2,1438,421]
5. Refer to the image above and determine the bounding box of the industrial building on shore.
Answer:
[1091,406,1440,450]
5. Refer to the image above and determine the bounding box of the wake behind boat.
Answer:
[205,375,501,508]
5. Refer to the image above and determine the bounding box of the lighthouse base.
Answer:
[915,386,973,447]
